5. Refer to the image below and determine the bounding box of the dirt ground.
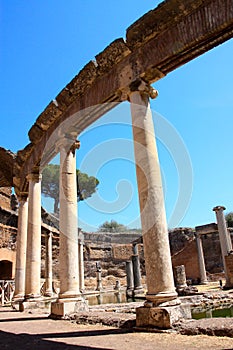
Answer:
[0,306,233,350]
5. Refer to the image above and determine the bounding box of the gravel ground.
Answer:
[0,306,233,350]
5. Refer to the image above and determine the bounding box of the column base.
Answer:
[136,303,191,329]
[12,293,25,302]
[17,297,53,313]
[200,280,209,285]
[133,287,144,296]
[50,297,88,318]
[59,291,81,299]
[146,291,178,306]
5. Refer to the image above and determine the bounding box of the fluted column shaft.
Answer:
[129,87,177,305]
[14,194,28,299]
[25,173,42,298]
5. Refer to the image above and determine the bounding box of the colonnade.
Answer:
[14,82,179,316]
[13,141,85,308]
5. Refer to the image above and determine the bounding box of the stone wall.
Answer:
[0,187,11,211]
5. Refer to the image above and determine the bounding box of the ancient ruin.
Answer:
[0,0,233,331]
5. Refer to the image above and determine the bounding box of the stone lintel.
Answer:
[136,304,191,329]
[195,223,218,234]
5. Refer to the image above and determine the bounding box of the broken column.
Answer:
[132,243,143,295]
[196,233,208,284]
[14,193,28,300]
[25,172,42,300]
[96,262,103,291]
[213,206,233,288]
[44,231,53,297]
[129,83,188,328]
[51,140,82,316]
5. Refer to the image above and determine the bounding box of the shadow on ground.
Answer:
[0,328,131,350]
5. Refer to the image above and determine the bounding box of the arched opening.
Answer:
[0,260,13,280]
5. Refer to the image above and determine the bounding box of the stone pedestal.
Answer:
[50,297,88,317]
[196,234,208,284]
[129,86,177,306]
[14,194,28,300]
[25,173,42,299]
[136,303,191,329]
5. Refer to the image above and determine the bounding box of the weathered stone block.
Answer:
[51,299,88,317]
[136,304,191,329]
[96,39,131,74]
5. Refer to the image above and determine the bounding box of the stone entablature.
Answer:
[13,0,233,193]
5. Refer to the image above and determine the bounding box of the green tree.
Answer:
[225,212,233,227]
[99,220,127,232]
[42,164,99,214]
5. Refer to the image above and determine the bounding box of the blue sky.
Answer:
[1,1,233,231]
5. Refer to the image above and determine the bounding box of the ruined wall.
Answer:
[0,187,11,211]
[0,223,17,280]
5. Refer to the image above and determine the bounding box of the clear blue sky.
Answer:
[1,1,233,231]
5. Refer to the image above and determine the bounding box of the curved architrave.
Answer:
[14,0,233,192]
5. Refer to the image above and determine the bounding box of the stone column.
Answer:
[126,260,134,292]
[132,243,143,294]
[14,193,28,299]
[213,206,233,288]
[129,84,177,306]
[25,173,42,299]
[196,234,208,284]
[44,231,53,296]
[58,142,80,298]
[78,233,85,292]
[174,265,187,294]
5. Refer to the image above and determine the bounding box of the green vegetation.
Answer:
[42,164,99,214]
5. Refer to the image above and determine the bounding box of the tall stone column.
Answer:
[51,140,83,316]
[213,206,233,287]
[44,231,53,296]
[78,233,85,291]
[14,193,28,299]
[129,84,177,306]
[25,173,42,299]
[196,234,208,284]
[58,141,80,299]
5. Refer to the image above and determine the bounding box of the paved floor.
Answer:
[0,306,233,350]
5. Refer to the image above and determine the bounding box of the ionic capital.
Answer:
[129,79,158,99]
[55,136,80,155]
